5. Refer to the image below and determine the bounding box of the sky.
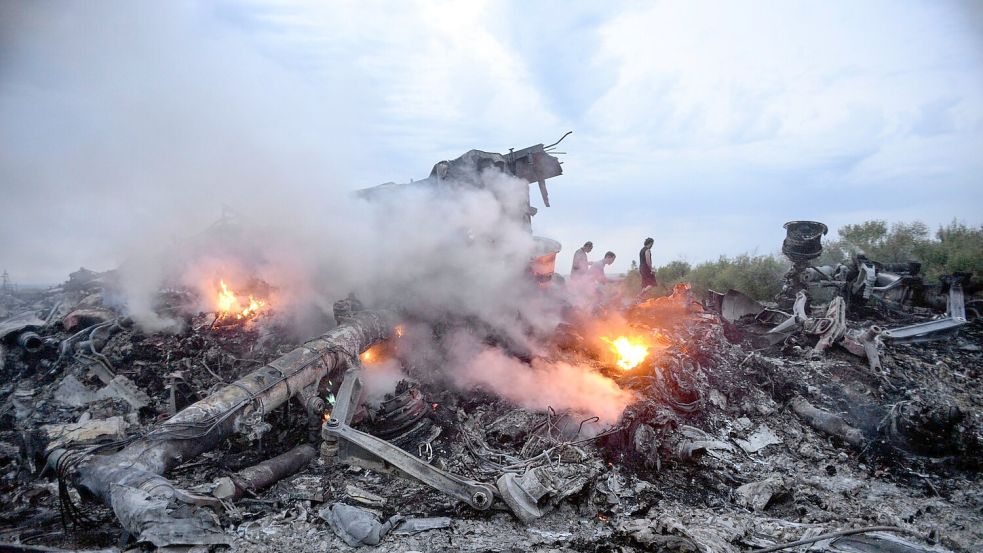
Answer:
[1,0,982,284]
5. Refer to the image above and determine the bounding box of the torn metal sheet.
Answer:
[735,425,783,454]
[320,502,402,547]
[110,483,231,548]
[392,516,452,536]
[41,416,126,452]
[734,475,788,511]
[0,311,45,341]
[52,374,149,410]
[716,290,765,323]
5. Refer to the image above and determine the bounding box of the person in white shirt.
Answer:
[588,251,616,283]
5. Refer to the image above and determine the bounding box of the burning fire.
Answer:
[216,279,266,320]
[601,336,649,371]
[360,344,387,364]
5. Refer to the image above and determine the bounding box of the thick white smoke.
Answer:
[445,330,635,425]
[1,1,633,425]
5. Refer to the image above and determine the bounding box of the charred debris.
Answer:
[1,140,981,552]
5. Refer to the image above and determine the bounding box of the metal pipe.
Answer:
[16,331,43,353]
[53,309,397,544]
[790,396,866,448]
[212,444,317,501]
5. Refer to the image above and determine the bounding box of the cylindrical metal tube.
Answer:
[63,309,397,505]
[214,444,317,501]
[790,396,865,448]
[782,221,828,264]
[16,331,43,353]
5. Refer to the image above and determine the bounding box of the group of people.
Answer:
[570,237,657,292]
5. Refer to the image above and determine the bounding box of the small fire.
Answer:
[216,279,266,320]
[395,325,404,338]
[360,344,385,364]
[601,336,649,371]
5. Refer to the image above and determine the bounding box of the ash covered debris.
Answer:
[0,156,980,553]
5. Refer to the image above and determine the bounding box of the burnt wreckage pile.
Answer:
[1,157,981,551]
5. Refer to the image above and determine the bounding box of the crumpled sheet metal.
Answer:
[674,425,734,461]
[497,460,596,523]
[109,483,230,548]
[0,311,45,341]
[53,374,149,410]
[716,289,765,323]
[320,502,403,547]
[734,425,783,454]
[734,475,789,511]
[392,516,452,535]
[618,506,750,553]
[41,416,126,452]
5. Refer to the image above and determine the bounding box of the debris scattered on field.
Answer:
[0,154,979,552]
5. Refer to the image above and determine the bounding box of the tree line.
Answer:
[623,220,983,301]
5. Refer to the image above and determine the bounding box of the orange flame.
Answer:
[216,279,266,320]
[601,336,649,371]
[217,280,237,313]
[360,345,381,364]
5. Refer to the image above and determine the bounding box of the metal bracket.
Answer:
[767,290,808,334]
[324,420,495,510]
[881,277,968,344]
[321,362,496,511]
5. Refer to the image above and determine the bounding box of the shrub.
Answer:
[818,219,983,281]
[637,254,787,301]
[623,219,982,303]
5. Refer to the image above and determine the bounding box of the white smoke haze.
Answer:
[112,165,550,334]
[360,358,407,406]
[444,330,635,425]
[0,2,635,424]
[107,153,639,424]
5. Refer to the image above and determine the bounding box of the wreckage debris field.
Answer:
[0,269,980,553]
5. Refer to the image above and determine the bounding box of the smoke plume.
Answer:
[0,2,634,426]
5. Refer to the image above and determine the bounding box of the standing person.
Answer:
[571,241,593,277]
[639,237,657,291]
[588,251,617,283]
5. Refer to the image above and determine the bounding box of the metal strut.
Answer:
[322,363,496,510]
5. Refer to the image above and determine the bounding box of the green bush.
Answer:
[633,254,786,301]
[818,219,983,281]
[685,254,787,300]
[625,219,982,303]
[656,260,692,285]
[919,220,983,280]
